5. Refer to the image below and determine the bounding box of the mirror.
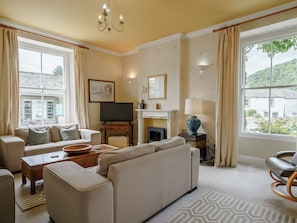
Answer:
[148,74,167,100]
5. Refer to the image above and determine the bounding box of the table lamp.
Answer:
[185,98,201,135]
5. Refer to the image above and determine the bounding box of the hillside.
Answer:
[246,58,297,87]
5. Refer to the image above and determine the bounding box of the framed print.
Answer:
[148,74,167,100]
[88,79,115,102]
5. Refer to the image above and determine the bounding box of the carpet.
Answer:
[14,174,46,211]
[164,189,297,223]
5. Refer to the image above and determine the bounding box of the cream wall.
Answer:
[122,34,218,147]
[121,8,297,159]
[182,33,218,149]
[121,53,139,144]
[137,39,183,137]
[86,49,122,130]
[16,6,297,159]
[138,39,182,111]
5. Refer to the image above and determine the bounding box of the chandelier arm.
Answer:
[97,0,124,32]
[110,22,124,32]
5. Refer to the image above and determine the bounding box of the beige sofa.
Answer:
[0,169,15,223]
[43,136,199,223]
[0,124,101,172]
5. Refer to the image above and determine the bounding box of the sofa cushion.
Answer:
[98,144,156,176]
[154,136,186,152]
[25,143,62,156]
[56,139,90,147]
[60,124,79,141]
[28,127,49,145]
[15,128,29,145]
[51,125,63,142]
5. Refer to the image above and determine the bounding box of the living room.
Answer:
[1,0,297,222]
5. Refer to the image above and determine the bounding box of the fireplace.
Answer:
[147,127,166,143]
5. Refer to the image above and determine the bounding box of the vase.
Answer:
[186,115,201,135]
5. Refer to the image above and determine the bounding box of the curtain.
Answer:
[74,46,89,129]
[215,26,240,167]
[0,26,19,135]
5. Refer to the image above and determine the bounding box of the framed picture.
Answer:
[148,74,167,100]
[88,79,115,102]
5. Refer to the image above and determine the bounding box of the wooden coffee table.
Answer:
[21,144,117,194]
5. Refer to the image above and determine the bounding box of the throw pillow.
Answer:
[60,124,79,141]
[51,125,63,142]
[28,127,49,145]
[155,136,185,151]
[98,144,156,176]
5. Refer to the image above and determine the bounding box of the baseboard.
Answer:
[238,155,266,169]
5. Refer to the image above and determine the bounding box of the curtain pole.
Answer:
[213,5,297,33]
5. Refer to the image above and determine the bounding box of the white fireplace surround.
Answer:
[136,109,177,144]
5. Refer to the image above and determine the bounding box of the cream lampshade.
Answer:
[185,98,202,135]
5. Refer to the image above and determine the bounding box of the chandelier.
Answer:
[97,0,124,32]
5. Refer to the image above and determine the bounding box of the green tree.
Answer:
[255,117,297,135]
[257,37,297,58]
[53,65,63,75]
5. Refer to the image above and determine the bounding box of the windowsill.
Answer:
[239,132,297,143]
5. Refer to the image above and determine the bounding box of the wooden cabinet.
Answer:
[178,132,207,161]
[99,122,133,145]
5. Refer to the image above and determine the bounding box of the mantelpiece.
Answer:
[136,109,177,144]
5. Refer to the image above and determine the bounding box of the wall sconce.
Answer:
[128,78,135,84]
[197,65,208,74]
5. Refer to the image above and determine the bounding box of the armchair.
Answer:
[0,169,15,223]
[265,150,297,202]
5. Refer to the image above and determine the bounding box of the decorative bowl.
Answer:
[63,144,92,155]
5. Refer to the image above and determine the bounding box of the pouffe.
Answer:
[108,136,129,148]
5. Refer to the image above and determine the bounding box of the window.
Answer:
[18,38,72,127]
[240,29,297,137]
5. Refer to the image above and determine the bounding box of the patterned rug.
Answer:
[165,190,297,223]
[14,174,46,211]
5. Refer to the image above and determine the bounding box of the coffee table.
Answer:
[21,144,117,194]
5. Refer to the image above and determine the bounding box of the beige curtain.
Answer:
[0,26,19,135]
[74,46,89,129]
[215,26,239,167]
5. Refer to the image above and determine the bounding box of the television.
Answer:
[100,102,133,122]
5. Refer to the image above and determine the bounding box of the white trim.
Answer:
[86,44,122,57]
[136,33,185,51]
[121,49,138,56]
[0,18,86,47]
[238,24,297,142]
[186,2,297,39]
[18,36,73,53]
[238,155,266,169]
[239,132,297,143]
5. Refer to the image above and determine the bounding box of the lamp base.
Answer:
[186,115,201,135]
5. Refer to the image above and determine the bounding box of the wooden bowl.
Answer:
[63,144,92,155]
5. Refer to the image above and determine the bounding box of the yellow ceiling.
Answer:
[0,0,295,53]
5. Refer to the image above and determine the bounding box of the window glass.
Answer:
[18,40,69,127]
[241,34,297,137]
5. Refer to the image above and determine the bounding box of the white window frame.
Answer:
[18,37,74,126]
[239,20,297,143]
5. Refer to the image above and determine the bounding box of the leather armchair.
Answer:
[265,150,297,202]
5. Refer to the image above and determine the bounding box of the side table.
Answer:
[178,132,207,162]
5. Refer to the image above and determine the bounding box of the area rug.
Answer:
[164,189,297,223]
[14,174,46,211]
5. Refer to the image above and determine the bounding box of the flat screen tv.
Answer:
[100,102,133,122]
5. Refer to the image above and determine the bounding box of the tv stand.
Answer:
[99,122,133,146]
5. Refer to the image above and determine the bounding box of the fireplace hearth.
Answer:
[147,127,166,143]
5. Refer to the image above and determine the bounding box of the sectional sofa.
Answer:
[0,124,101,172]
[43,136,200,223]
